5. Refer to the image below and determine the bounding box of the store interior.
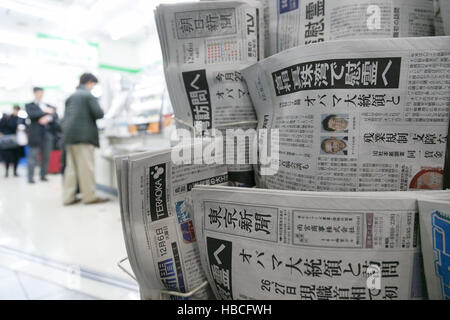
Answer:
[0,0,187,300]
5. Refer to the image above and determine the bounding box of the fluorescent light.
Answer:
[0,30,38,48]
[106,12,148,41]
[0,0,63,22]
[0,0,98,36]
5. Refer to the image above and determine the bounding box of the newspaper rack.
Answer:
[117,257,136,281]
[118,257,209,300]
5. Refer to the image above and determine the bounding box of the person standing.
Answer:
[0,106,25,177]
[25,87,56,184]
[63,73,109,205]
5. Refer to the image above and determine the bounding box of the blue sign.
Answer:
[280,0,299,14]
[432,211,450,300]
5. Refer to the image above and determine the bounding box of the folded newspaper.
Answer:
[418,195,450,300]
[115,148,228,299]
[115,155,160,300]
[268,0,436,55]
[155,1,264,186]
[192,185,450,300]
[242,36,450,191]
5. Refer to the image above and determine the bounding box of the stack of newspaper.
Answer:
[192,185,450,300]
[155,0,264,186]
[115,0,450,301]
[115,147,228,300]
[242,36,450,192]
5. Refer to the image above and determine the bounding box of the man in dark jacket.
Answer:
[25,87,57,184]
[63,73,109,205]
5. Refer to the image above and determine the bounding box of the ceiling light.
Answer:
[0,30,38,48]
[0,0,63,22]
[106,12,148,41]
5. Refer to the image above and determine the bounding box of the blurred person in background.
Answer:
[63,73,109,206]
[25,87,58,184]
[0,106,25,177]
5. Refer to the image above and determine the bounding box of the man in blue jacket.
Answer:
[63,73,109,205]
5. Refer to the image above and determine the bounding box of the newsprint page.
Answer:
[193,186,434,300]
[243,36,450,192]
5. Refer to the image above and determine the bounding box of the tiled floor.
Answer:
[0,167,140,300]
[0,266,97,300]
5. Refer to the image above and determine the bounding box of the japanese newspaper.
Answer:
[418,195,450,300]
[204,0,271,57]
[155,1,264,186]
[242,36,450,192]
[193,185,428,300]
[115,149,228,299]
[268,0,436,55]
[115,156,154,299]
